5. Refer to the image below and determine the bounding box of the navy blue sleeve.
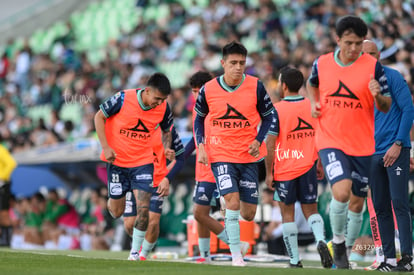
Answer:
[268,109,279,136]
[171,125,185,157]
[256,81,277,143]
[194,86,208,145]
[375,62,390,96]
[166,154,185,182]
[183,138,196,160]
[307,58,320,87]
[194,86,209,117]
[166,125,185,181]
[194,114,206,145]
[99,91,124,117]
[159,104,174,132]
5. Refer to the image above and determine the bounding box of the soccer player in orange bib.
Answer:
[265,67,332,268]
[94,72,173,255]
[124,124,185,261]
[194,41,277,266]
[186,71,249,263]
[306,16,391,269]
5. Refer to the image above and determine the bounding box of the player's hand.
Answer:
[157,178,170,197]
[410,158,414,172]
[197,144,208,166]
[311,102,321,118]
[369,75,380,98]
[383,143,402,167]
[103,146,117,163]
[248,140,260,158]
[165,148,175,161]
[265,174,275,191]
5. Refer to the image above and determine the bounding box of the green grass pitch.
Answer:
[0,248,373,275]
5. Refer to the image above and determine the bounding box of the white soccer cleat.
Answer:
[240,241,250,256]
[128,251,139,261]
[232,256,246,267]
[364,260,380,271]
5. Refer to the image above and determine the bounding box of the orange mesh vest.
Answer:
[316,53,376,156]
[192,109,215,183]
[204,75,266,163]
[100,89,167,167]
[273,98,318,181]
[152,127,168,187]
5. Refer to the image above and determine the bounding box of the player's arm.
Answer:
[306,58,321,118]
[371,62,391,113]
[166,125,185,179]
[94,91,124,162]
[183,138,196,160]
[256,82,277,144]
[194,87,209,165]
[265,134,278,191]
[158,125,185,197]
[383,70,414,167]
[263,106,279,190]
[160,104,174,160]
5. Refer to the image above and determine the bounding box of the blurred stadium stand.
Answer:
[0,0,98,45]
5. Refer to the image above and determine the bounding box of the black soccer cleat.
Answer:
[376,262,395,272]
[392,255,413,272]
[332,241,350,269]
[317,241,333,268]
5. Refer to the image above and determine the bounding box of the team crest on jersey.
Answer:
[120,119,151,140]
[213,104,251,128]
[287,117,314,140]
[325,81,363,109]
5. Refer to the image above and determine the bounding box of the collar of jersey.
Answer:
[219,74,245,92]
[137,88,151,111]
[334,48,362,67]
[283,95,304,101]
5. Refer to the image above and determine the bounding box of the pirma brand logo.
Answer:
[120,119,151,140]
[287,117,314,140]
[213,104,251,128]
[325,81,363,109]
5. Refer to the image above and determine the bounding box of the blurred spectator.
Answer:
[0,52,9,92]
[42,189,80,249]
[14,44,32,92]
[23,193,46,247]
[30,118,58,147]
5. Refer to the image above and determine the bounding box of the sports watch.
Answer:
[394,140,403,147]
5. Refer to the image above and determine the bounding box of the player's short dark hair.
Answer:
[147,72,171,95]
[336,15,368,38]
[222,41,247,59]
[189,71,213,88]
[280,66,304,93]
